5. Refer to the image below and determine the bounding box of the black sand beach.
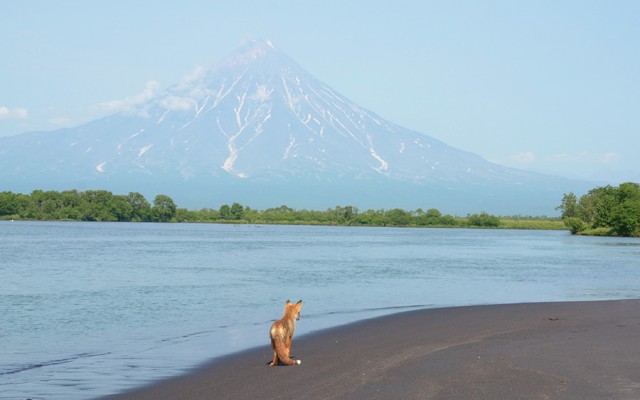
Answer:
[101,300,640,400]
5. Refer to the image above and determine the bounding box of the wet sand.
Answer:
[101,299,640,400]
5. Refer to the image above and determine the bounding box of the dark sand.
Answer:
[101,300,640,400]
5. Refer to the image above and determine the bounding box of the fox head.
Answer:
[285,299,303,321]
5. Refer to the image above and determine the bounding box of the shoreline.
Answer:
[100,299,640,400]
[0,214,568,232]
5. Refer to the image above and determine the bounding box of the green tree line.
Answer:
[0,190,176,222]
[0,189,527,228]
[557,182,640,237]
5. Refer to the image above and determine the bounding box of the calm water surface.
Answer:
[1,221,639,399]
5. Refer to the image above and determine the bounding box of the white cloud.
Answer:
[507,152,536,164]
[174,65,211,100]
[0,106,28,120]
[547,151,620,165]
[548,153,576,162]
[599,152,619,164]
[178,65,206,88]
[91,81,159,116]
[159,95,196,111]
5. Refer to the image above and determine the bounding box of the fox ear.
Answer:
[296,300,302,305]
[286,300,291,305]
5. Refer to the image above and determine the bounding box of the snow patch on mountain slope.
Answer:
[250,84,273,101]
[283,130,296,159]
[367,134,389,173]
[138,144,153,158]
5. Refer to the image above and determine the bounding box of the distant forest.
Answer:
[557,182,640,237]
[3,184,638,235]
[0,189,563,230]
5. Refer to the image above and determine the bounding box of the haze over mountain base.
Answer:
[2,174,583,216]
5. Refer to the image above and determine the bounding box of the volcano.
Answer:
[0,40,584,214]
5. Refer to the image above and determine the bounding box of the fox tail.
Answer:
[271,338,301,365]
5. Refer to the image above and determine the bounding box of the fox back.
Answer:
[269,300,302,366]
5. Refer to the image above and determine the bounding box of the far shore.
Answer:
[100,299,640,400]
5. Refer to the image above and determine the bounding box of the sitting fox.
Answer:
[269,300,303,366]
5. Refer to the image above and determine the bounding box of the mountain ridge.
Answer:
[0,40,588,214]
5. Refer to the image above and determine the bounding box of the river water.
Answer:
[1,221,638,399]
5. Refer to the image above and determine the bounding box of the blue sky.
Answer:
[2,1,639,182]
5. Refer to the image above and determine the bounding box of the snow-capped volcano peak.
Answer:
[223,39,279,65]
[175,40,294,91]
[137,39,421,179]
[0,40,578,214]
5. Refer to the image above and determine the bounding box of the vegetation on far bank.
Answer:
[0,189,564,230]
[558,182,640,237]
[3,182,637,236]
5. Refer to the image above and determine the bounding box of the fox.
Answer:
[269,299,303,366]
